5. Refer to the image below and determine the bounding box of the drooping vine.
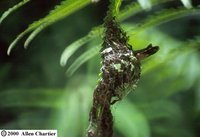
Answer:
[87,0,159,137]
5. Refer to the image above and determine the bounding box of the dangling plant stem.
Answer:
[87,0,159,137]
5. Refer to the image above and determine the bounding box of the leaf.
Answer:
[7,29,30,55]
[132,7,200,35]
[113,100,150,137]
[60,27,102,67]
[7,0,91,55]
[0,0,30,25]
[66,45,100,76]
[24,22,48,48]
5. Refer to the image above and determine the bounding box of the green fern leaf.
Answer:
[7,0,91,55]
[24,22,48,48]
[60,35,94,67]
[0,0,30,25]
[66,45,100,76]
[60,27,102,67]
[131,7,200,35]
[7,29,30,55]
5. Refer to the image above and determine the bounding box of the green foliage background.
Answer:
[0,0,200,137]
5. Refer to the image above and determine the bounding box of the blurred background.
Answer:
[0,0,200,137]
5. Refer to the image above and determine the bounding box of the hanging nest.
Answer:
[87,17,159,137]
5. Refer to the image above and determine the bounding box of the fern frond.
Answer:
[66,45,100,76]
[60,35,94,67]
[35,0,90,26]
[24,22,48,48]
[131,7,200,35]
[7,29,30,55]
[0,0,30,25]
[60,27,102,67]
[7,0,90,55]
